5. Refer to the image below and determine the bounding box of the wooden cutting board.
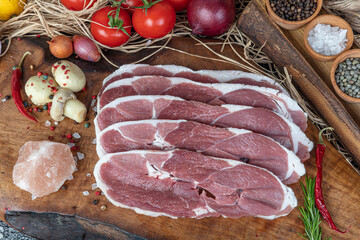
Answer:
[0,37,359,240]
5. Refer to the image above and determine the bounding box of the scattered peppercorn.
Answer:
[95,191,101,196]
[100,205,107,210]
[28,108,32,112]
[84,123,90,128]
[50,126,55,131]
[270,0,317,21]
[17,37,21,41]
[74,121,78,125]
[48,136,53,140]
[43,75,48,80]
[37,108,43,112]
[66,134,72,139]
[36,34,40,38]
[49,95,54,99]
[92,95,97,99]
[43,105,48,110]
[85,117,89,121]
[335,57,360,99]
[5,95,11,100]
[94,112,98,117]
[93,200,99,205]
[82,87,86,92]
[61,185,67,190]
[62,135,66,138]
[33,107,38,112]
[37,72,43,77]
[23,101,28,107]
[70,139,75,143]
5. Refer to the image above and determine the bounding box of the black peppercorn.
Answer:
[270,0,317,21]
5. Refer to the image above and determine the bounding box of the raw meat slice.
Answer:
[13,141,76,199]
[98,64,289,97]
[99,76,307,130]
[95,96,313,161]
[96,120,305,184]
[94,150,298,219]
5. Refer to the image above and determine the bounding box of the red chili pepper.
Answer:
[315,127,351,234]
[11,52,38,123]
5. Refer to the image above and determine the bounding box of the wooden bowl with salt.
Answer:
[304,15,353,62]
[266,0,322,30]
[331,49,360,103]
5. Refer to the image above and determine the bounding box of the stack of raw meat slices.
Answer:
[93,64,313,219]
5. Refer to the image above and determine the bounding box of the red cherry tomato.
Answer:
[164,0,190,11]
[90,6,132,47]
[132,1,176,39]
[60,0,97,11]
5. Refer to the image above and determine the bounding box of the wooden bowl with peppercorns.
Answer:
[331,49,360,103]
[304,15,353,62]
[266,0,322,30]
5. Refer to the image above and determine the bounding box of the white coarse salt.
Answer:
[44,120,51,127]
[308,23,347,56]
[86,173,92,177]
[83,191,89,196]
[91,98,96,107]
[77,152,85,160]
[91,183,98,190]
[72,132,81,139]
[67,142,75,148]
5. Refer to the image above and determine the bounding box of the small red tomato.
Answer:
[90,6,132,47]
[132,1,176,39]
[165,0,190,12]
[60,0,97,11]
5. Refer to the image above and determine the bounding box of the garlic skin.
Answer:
[73,35,101,62]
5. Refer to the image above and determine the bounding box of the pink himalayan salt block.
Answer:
[13,141,76,199]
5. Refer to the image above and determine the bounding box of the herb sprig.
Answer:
[298,176,332,240]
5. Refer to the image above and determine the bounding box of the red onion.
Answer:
[73,35,101,62]
[187,0,235,37]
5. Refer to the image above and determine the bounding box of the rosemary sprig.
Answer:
[298,176,332,240]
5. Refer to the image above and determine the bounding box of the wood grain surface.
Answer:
[238,0,360,168]
[0,37,359,240]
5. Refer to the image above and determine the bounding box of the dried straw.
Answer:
[324,0,360,46]
[0,0,358,173]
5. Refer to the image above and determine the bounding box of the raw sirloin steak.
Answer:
[94,150,297,219]
[96,120,305,184]
[95,96,313,161]
[98,64,289,97]
[98,76,307,130]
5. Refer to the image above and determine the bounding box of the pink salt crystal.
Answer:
[12,141,76,199]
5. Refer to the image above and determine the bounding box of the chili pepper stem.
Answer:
[16,52,32,71]
[318,127,334,146]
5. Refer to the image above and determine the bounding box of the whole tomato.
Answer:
[60,0,97,11]
[90,6,132,47]
[132,1,176,39]
[164,0,190,12]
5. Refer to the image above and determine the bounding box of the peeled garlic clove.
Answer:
[73,35,101,62]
